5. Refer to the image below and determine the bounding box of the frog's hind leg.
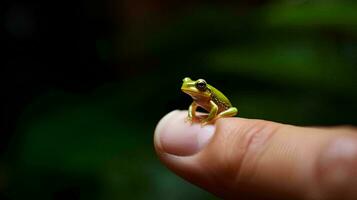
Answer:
[217,107,238,118]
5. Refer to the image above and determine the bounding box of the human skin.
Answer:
[154,110,357,200]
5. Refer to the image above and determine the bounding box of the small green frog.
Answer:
[181,77,238,125]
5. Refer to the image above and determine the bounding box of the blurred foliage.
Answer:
[3,0,357,199]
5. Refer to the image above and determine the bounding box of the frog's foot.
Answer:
[217,107,238,118]
[184,116,193,124]
[200,119,212,127]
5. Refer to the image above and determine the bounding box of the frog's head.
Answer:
[181,77,211,99]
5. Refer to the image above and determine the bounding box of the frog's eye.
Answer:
[196,79,207,91]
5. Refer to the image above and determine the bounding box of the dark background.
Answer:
[2,0,357,199]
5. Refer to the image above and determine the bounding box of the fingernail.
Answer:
[154,110,215,156]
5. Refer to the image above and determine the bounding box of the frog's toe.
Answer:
[200,119,211,126]
[201,122,209,127]
[185,116,193,124]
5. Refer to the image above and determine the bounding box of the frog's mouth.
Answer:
[181,87,209,99]
[181,87,198,95]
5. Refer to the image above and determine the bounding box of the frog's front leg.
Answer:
[186,101,198,123]
[217,107,238,118]
[201,100,218,126]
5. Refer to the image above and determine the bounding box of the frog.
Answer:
[181,77,238,125]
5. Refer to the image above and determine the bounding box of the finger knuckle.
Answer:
[210,119,280,187]
[316,137,357,199]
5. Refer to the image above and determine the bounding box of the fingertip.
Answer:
[154,110,216,156]
[154,110,181,152]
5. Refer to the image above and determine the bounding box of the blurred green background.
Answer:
[2,0,357,199]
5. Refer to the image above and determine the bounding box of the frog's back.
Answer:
[208,84,232,111]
